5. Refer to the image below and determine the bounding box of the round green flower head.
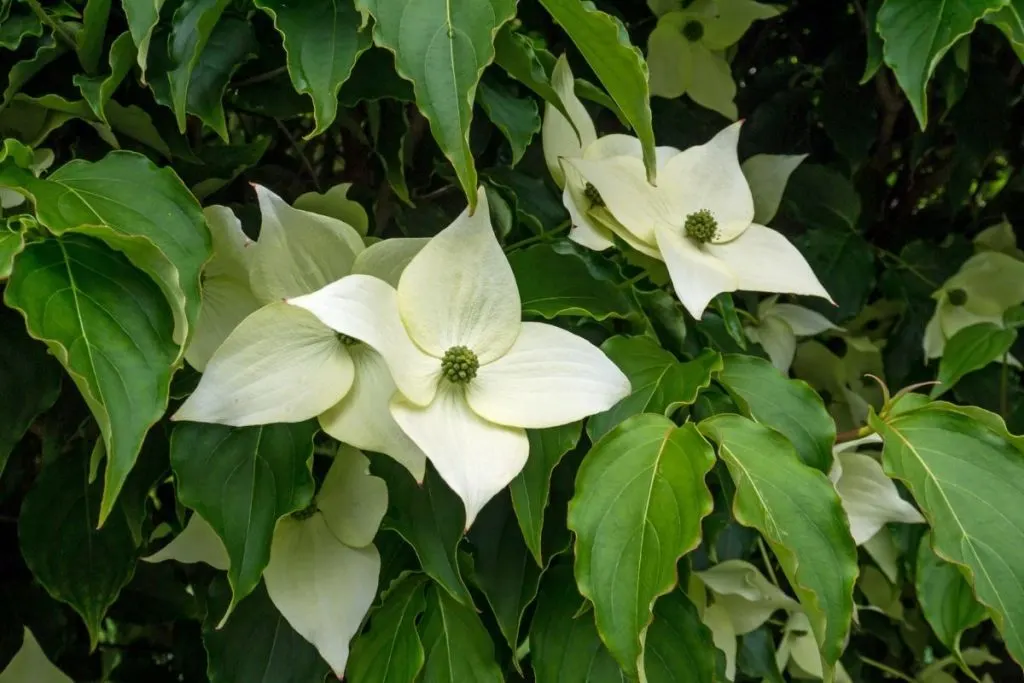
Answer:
[685,209,718,243]
[336,332,360,346]
[682,20,704,43]
[584,182,605,209]
[947,288,968,306]
[442,345,479,384]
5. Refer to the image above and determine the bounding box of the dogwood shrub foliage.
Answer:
[1,0,1024,681]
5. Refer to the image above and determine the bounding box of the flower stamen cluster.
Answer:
[685,209,718,243]
[442,345,479,384]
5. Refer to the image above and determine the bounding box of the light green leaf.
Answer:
[0,629,72,683]
[917,532,988,666]
[358,0,517,208]
[699,415,858,683]
[348,574,429,683]
[254,0,371,137]
[0,151,210,349]
[508,422,581,566]
[529,564,627,683]
[121,0,168,77]
[718,354,837,472]
[869,403,1024,667]
[588,338,721,442]
[741,153,807,225]
[492,26,576,130]
[164,0,232,131]
[508,241,637,321]
[18,447,138,648]
[74,32,137,123]
[478,78,540,165]
[5,236,177,524]
[932,322,1017,398]
[77,0,112,74]
[537,0,656,180]
[986,1,1024,60]
[568,416,715,678]
[419,584,503,683]
[877,0,1007,127]
[644,590,717,683]
[170,421,317,621]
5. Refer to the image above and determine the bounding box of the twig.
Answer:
[232,66,288,88]
[859,656,916,683]
[503,221,571,252]
[274,119,321,191]
[757,538,781,588]
[24,0,78,51]
[835,427,873,445]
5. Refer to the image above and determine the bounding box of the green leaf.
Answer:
[358,0,517,209]
[714,293,748,350]
[508,241,636,321]
[916,532,987,664]
[77,0,112,74]
[469,492,542,652]
[718,354,837,472]
[509,422,581,566]
[253,0,371,137]
[170,422,316,620]
[184,17,256,140]
[18,447,138,648]
[932,322,1017,398]
[986,1,1024,60]
[370,456,474,607]
[204,582,329,683]
[163,0,232,132]
[877,0,1006,127]
[0,150,210,348]
[348,574,429,683]
[477,78,540,166]
[738,627,786,683]
[0,223,26,280]
[699,415,858,683]
[861,0,884,83]
[568,416,715,678]
[3,35,67,104]
[0,12,43,51]
[419,584,503,683]
[529,564,626,683]
[0,306,61,478]
[370,99,413,206]
[588,338,721,442]
[5,236,177,524]
[492,26,576,129]
[74,31,136,123]
[868,403,1024,666]
[794,227,875,322]
[644,590,717,683]
[121,0,168,77]
[536,0,656,180]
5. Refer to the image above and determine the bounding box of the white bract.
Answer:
[289,187,631,525]
[566,121,832,318]
[922,251,1024,360]
[0,628,72,683]
[145,447,385,678]
[776,612,853,683]
[744,295,839,373]
[647,0,779,118]
[792,335,885,431]
[175,185,429,479]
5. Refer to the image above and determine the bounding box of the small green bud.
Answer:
[947,288,968,306]
[682,20,704,43]
[291,500,318,521]
[584,182,605,209]
[442,345,479,384]
[684,209,718,244]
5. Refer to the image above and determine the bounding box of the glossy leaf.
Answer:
[0,225,25,280]
[568,416,715,678]
[644,590,717,683]
[170,421,316,620]
[121,0,168,76]
[477,78,540,165]
[183,17,256,141]
[254,0,371,136]
[916,533,987,664]
[5,236,177,524]
[932,322,1016,398]
[492,26,575,127]
[718,354,836,472]
[163,0,232,131]
[77,0,113,74]
[74,31,136,123]
[348,574,429,683]
[419,585,503,683]
[700,414,858,683]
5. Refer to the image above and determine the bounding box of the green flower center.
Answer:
[682,20,704,43]
[947,288,968,306]
[584,182,605,209]
[291,500,318,521]
[684,209,718,243]
[336,333,360,346]
[442,345,479,384]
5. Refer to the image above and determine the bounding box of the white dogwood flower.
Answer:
[175,185,429,480]
[565,121,832,318]
[745,295,839,373]
[289,187,631,525]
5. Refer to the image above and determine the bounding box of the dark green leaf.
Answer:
[986,1,1024,60]
[185,17,256,140]
[419,584,503,683]
[74,31,136,123]
[348,574,429,683]
[5,236,177,523]
[644,590,717,683]
[492,26,576,129]
[0,11,43,50]
[861,0,884,83]
[338,47,414,106]
[371,99,412,205]
[713,293,747,350]
[738,626,786,683]
[170,422,316,618]
[77,0,112,74]
[568,417,715,678]
[3,35,67,104]
[932,322,1016,398]
[162,0,232,131]
[122,0,168,77]
[718,354,836,472]
[699,415,858,682]
[794,227,875,321]
[477,78,540,166]
[254,0,371,136]
[916,532,987,664]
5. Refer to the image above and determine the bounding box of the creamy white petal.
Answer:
[655,222,738,319]
[648,20,695,100]
[173,303,353,425]
[702,0,781,50]
[708,224,832,301]
[660,121,752,240]
[686,48,739,121]
[696,560,799,634]
[769,303,838,337]
[316,445,389,548]
[835,452,925,544]
[938,302,1000,340]
[293,182,369,236]
[778,613,854,683]
[565,155,663,246]
[203,205,254,281]
[143,513,229,570]
[703,603,737,681]
[289,275,440,407]
[391,386,529,527]
[249,184,364,302]
[542,55,597,188]
[264,514,379,677]
[397,187,521,362]
[751,316,797,373]
[0,629,72,683]
[351,237,430,287]
[741,154,807,225]
[319,348,427,481]
[583,133,683,168]
[862,528,900,583]
[467,322,630,429]
[564,184,616,251]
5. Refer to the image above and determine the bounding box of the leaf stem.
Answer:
[835,425,874,445]
[503,221,570,252]
[274,119,321,191]
[232,65,289,88]
[858,656,916,682]
[757,537,781,588]
[24,0,79,51]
